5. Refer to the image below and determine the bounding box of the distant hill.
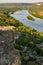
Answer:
[0,3,34,7]
[35,2,43,5]
[0,2,43,7]
[35,2,43,4]
[0,2,43,9]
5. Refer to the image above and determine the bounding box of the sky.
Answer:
[0,0,43,3]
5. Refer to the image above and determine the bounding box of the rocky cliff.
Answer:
[0,26,21,65]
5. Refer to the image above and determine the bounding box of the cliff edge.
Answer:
[0,26,21,65]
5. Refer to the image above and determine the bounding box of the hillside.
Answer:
[29,2,43,19]
[35,2,43,4]
[0,3,33,7]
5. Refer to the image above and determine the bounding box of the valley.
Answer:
[0,2,43,65]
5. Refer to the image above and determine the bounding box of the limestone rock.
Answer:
[0,26,21,65]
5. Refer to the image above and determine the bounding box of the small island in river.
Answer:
[27,16,35,21]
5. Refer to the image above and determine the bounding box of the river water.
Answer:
[10,10,43,32]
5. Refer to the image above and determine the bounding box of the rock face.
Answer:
[0,26,21,65]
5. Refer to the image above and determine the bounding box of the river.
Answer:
[10,10,43,32]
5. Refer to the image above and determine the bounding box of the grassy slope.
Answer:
[29,3,43,19]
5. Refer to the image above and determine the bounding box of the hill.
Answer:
[29,2,43,19]
[0,3,33,8]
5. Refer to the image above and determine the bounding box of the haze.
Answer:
[0,0,43,3]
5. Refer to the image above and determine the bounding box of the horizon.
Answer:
[0,2,43,4]
[0,0,43,3]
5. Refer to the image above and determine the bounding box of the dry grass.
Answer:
[39,11,43,16]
